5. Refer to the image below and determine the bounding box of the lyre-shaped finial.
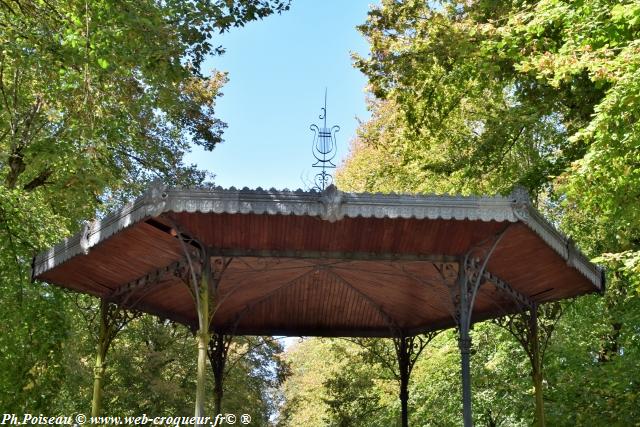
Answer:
[310,88,340,191]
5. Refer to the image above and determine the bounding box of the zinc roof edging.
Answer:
[32,184,602,293]
[512,203,604,292]
[32,191,161,277]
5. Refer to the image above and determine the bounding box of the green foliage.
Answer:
[103,316,196,415]
[0,0,290,210]
[282,331,534,426]
[222,337,290,425]
[346,0,577,196]
[0,0,290,417]
[542,291,640,424]
[483,0,640,290]
[322,339,397,427]
[278,339,344,426]
[0,284,71,412]
[330,0,640,425]
[101,321,288,421]
[0,186,74,411]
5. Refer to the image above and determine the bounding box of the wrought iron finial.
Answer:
[310,88,340,191]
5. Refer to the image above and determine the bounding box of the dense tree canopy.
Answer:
[343,0,639,274]
[0,0,290,416]
[2,0,639,424]
[317,0,640,425]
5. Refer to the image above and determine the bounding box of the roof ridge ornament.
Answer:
[509,185,531,221]
[80,221,92,255]
[310,88,340,191]
[144,179,168,217]
[509,185,531,204]
[320,184,344,222]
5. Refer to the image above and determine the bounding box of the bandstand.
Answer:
[33,183,604,426]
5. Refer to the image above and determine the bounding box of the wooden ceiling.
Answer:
[37,209,601,337]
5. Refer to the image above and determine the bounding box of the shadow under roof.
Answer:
[33,184,604,337]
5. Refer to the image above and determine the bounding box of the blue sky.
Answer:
[186,0,374,190]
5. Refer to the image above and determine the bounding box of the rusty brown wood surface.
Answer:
[37,211,598,337]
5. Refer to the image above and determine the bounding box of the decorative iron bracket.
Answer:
[468,261,535,310]
[107,258,189,305]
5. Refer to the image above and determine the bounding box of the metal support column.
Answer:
[448,227,511,427]
[90,298,137,416]
[529,304,546,427]
[91,298,110,417]
[456,264,473,427]
[172,226,231,426]
[194,249,211,423]
[208,332,232,416]
[392,332,439,427]
[396,336,410,427]
[170,223,216,424]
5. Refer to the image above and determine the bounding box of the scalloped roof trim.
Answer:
[32,185,604,292]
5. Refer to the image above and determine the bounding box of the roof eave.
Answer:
[32,183,604,293]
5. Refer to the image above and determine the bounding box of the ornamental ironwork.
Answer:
[310,89,340,191]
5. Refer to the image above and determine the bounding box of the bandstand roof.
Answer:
[33,184,604,337]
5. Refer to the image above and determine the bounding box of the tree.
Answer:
[336,0,640,424]
[221,336,290,425]
[349,0,577,196]
[323,339,395,427]
[0,0,290,412]
[209,334,290,422]
[494,303,564,426]
[278,338,345,426]
[331,334,440,427]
